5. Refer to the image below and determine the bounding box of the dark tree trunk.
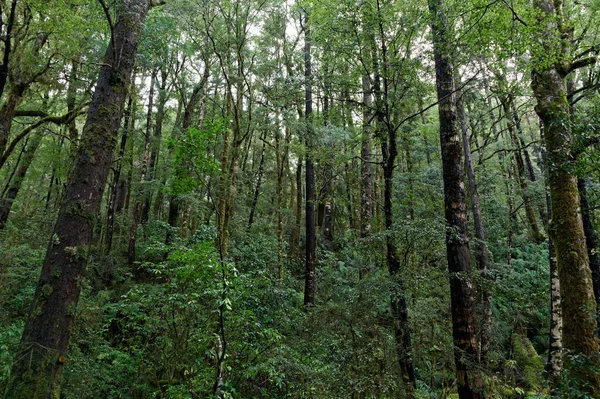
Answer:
[105,95,133,255]
[142,67,168,224]
[0,0,18,101]
[4,1,149,396]
[578,177,600,330]
[0,133,42,228]
[429,0,484,397]
[303,13,316,307]
[501,97,545,243]
[457,83,492,365]
[360,75,373,241]
[370,15,416,392]
[247,131,266,230]
[128,69,155,265]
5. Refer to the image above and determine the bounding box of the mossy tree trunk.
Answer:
[531,0,600,392]
[3,0,149,396]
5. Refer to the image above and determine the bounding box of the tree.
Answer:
[530,0,600,393]
[429,0,484,397]
[3,0,150,396]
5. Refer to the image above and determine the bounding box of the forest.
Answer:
[0,0,599,397]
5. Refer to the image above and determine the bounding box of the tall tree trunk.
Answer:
[142,67,168,224]
[501,96,545,243]
[545,184,563,380]
[128,69,156,265]
[578,177,600,330]
[0,133,42,228]
[0,0,18,101]
[166,63,209,245]
[3,1,148,396]
[303,13,316,307]
[291,157,302,259]
[429,0,484,397]
[360,74,373,278]
[247,131,266,230]
[457,83,492,366]
[105,95,133,255]
[531,0,600,392]
[370,10,416,392]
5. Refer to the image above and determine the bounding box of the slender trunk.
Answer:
[291,157,302,259]
[578,177,600,330]
[545,184,563,380]
[429,1,484,397]
[303,13,316,307]
[247,132,266,230]
[4,1,148,396]
[457,83,492,365]
[360,75,373,241]
[0,84,25,159]
[501,97,545,243]
[0,133,42,228]
[128,70,156,265]
[142,67,168,224]
[370,10,416,391]
[0,0,18,101]
[105,96,133,255]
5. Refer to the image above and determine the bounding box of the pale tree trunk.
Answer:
[3,0,149,396]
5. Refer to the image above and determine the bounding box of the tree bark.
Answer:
[0,133,42,228]
[578,177,600,332]
[303,13,316,307]
[429,0,484,397]
[128,69,156,265]
[3,1,149,396]
[531,0,600,392]
[105,95,133,255]
[501,96,545,243]
[457,83,492,366]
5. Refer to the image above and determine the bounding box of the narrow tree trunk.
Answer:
[291,157,302,259]
[4,1,148,396]
[0,0,18,101]
[429,0,484,397]
[578,177,600,330]
[501,97,545,243]
[0,133,42,228]
[370,15,416,393]
[360,74,373,241]
[105,96,133,255]
[303,13,316,307]
[457,83,492,365]
[247,132,266,230]
[142,67,168,224]
[545,184,563,380]
[128,69,156,265]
